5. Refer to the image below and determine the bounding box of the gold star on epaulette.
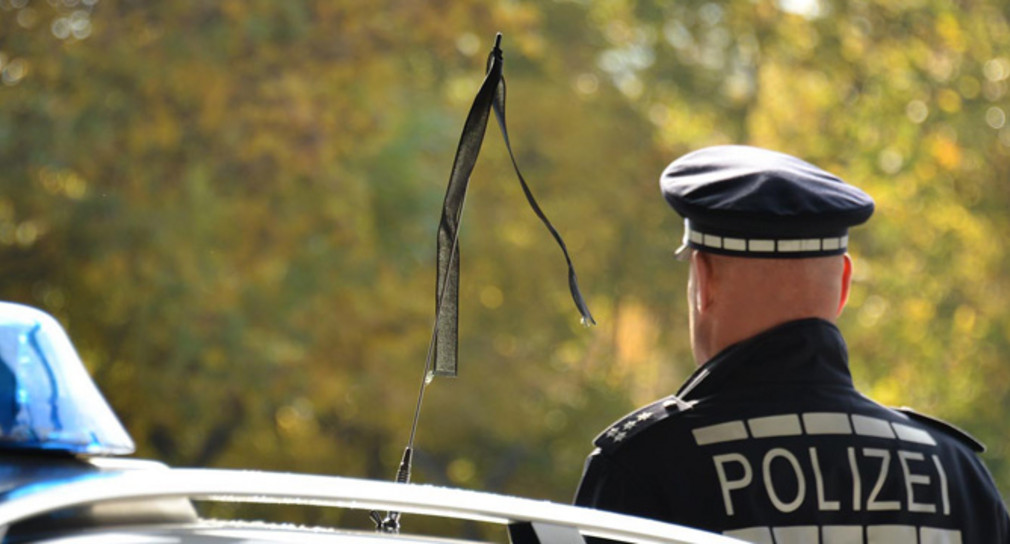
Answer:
[593,394,696,453]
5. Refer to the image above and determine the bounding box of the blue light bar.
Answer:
[0,302,134,455]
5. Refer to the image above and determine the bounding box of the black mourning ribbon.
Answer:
[434,33,596,378]
[371,34,596,533]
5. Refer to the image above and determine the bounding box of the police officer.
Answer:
[575,145,1010,542]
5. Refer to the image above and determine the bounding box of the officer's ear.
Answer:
[691,251,715,312]
[837,254,853,316]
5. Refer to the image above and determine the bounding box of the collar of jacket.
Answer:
[676,318,853,400]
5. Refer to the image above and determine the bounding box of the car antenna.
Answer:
[370,33,595,534]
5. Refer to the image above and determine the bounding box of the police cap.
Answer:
[661,145,875,259]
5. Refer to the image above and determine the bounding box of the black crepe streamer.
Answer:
[434,34,595,378]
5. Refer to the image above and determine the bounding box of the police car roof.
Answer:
[0,466,745,544]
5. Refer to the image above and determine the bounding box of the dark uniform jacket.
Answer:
[575,319,1010,543]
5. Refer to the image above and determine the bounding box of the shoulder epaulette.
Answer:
[593,394,695,454]
[896,406,986,453]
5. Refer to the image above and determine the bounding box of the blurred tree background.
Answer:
[1,0,1009,534]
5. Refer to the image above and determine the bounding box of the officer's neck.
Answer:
[690,254,847,366]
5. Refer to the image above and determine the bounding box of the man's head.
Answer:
[660,146,874,365]
[685,251,852,364]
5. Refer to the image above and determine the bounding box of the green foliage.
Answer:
[1,0,1009,531]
